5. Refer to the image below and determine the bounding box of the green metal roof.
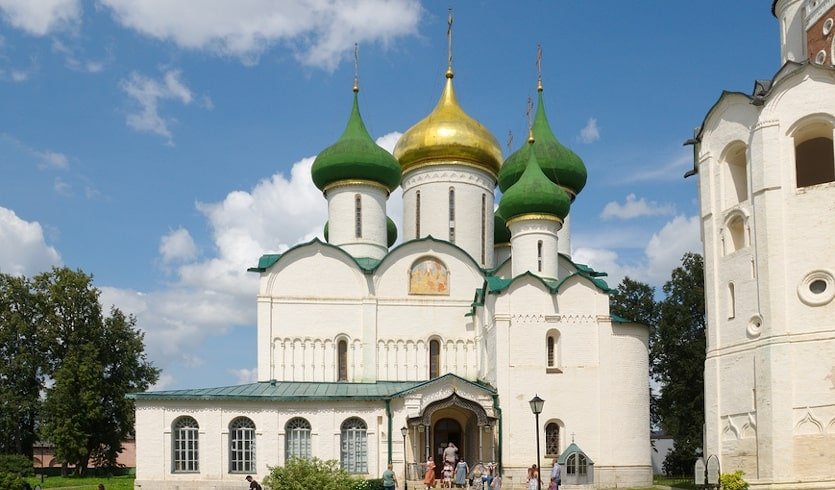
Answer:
[129,373,496,402]
[498,148,570,221]
[557,442,594,465]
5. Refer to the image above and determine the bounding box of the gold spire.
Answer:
[352,43,359,93]
[536,43,543,92]
[527,96,535,143]
[446,8,454,78]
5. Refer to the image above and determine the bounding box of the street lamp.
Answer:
[401,426,409,490]
[529,395,545,490]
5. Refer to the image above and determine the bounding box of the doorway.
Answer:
[434,418,462,477]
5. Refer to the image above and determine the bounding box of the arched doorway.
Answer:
[434,418,462,477]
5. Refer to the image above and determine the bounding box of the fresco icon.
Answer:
[409,257,449,295]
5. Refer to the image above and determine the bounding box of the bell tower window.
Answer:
[794,122,835,188]
[448,188,456,243]
[416,190,421,238]
[355,194,362,238]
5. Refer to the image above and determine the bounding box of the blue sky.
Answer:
[1,1,778,390]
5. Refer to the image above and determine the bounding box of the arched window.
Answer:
[448,187,456,243]
[537,240,543,272]
[416,190,421,238]
[429,339,441,378]
[546,330,561,372]
[340,417,368,474]
[722,143,748,209]
[545,422,560,457]
[285,418,311,462]
[229,417,255,473]
[794,122,835,188]
[337,339,348,381]
[355,194,362,238]
[172,416,199,473]
[725,214,746,254]
[727,283,736,320]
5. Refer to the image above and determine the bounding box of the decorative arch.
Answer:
[335,334,350,382]
[409,256,450,295]
[415,393,492,426]
[723,211,748,255]
[720,140,749,209]
[787,114,835,188]
[795,410,824,435]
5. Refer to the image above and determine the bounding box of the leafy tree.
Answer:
[263,458,366,490]
[34,267,160,475]
[654,253,705,474]
[0,274,44,457]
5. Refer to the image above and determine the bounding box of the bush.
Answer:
[350,479,383,490]
[0,472,26,490]
[0,456,33,477]
[263,458,365,490]
[719,470,748,490]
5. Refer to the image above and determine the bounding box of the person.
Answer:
[453,458,469,488]
[383,463,398,490]
[443,442,458,467]
[470,462,483,489]
[526,464,540,490]
[549,458,561,490]
[442,461,454,488]
[490,468,502,490]
[424,456,437,489]
[481,464,493,490]
[245,475,262,490]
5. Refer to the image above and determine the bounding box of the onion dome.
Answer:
[393,72,503,177]
[311,90,401,192]
[494,210,511,245]
[386,217,397,247]
[497,89,587,198]
[498,142,570,222]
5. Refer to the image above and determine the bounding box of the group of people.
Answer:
[526,459,561,490]
[422,443,502,490]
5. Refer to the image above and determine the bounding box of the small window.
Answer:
[546,330,561,373]
[537,241,543,272]
[338,339,348,381]
[545,423,560,457]
[285,418,312,463]
[355,195,362,238]
[416,190,421,238]
[448,187,455,243]
[815,50,827,65]
[725,215,746,254]
[429,339,441,378]
[795,124,835,188]
[341,417,368,474]
[722,143,748,209]
[229,417,255,473]
[481,194,486,264]
[728,283,736,319]
[824,18,833,36]
[172,416,199,473]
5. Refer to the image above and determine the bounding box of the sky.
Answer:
[0,1,780,391]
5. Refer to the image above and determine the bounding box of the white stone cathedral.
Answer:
[132,39,652,490]
[692,0,835,487]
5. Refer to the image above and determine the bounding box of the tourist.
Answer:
[453,458,469,487]
[527,464,540,490]
[549,458,561,490]
[424,456,437,489]
[383,463,398,490]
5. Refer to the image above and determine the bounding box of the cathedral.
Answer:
[131,20,652,490]
[691,0,835,487]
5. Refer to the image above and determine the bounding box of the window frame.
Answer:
[340,417,368,474]
[284,417,312,463]
[229,417,256,474]
[172,416,200,473]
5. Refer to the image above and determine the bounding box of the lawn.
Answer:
[25,475,135,490]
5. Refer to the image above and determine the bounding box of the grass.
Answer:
[25,475,135,490]
[652,475,697,489]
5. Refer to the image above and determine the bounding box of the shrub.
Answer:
[719,470,748,490]
[0,455,33,477]
[263,457,364,490]
[351,479,384,490]
[0,472,26,490]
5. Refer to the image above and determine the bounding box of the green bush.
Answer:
[263,458,366,490]
[719,470,748,490]
[0,472,26,490]
[350,479,383,490]
[0,455,33,477]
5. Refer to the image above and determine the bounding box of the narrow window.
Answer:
[416,190,421,238]
[229,417,255,473]
[355,195,362,238]
[340,417,368,474]
[723,143,748,209]
[338,339,348,381]
[567,453,577,475]
[429,339,441,379]
[285,418,312,463]
[726,216,745,254]
[728,283,735,319]
[448,188,455,243]
[545,423,560,457]
[481,194,486,264]
[537,240,543,272]
[172,416,199,473]
[795,133,835,188]
[547,336,555,367]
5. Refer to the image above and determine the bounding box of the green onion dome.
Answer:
[312,91,401,192]
[497,90,587,198]
[386,217,397,247]
[498,144,570,222]
[494,210,511,245]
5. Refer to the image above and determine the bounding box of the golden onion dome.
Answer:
[393,71,503,177]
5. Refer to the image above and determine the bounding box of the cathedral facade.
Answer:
[692,0,835,487]
[132,43,651,489]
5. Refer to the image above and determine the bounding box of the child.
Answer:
[442,461,454,488]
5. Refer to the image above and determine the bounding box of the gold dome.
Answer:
[394,72,503,177]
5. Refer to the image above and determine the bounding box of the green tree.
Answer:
[34,267,159,475]
[263,458,365,490]
[0,274,44,457]
[654,253,705,474]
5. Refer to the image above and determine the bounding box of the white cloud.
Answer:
[579,117,600,144]
[230,368,258,384]
[600,193,675,220]
[35,149,69,169]
[0,0,80,36]
[620,153,692,184]
[51,39,109,73]
[53,177,71,196]
[159,227,198,264]
[120,69,197,143]
[100,0,422,70]
[0,207,61,276]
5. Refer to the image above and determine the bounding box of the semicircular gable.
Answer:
[700,95,758,158]
[264,240,368,297]
[762,64,835,122]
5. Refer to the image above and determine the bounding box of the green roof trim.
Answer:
[387,372,497,398]
[482,254,613,296]
[611,313,631,324]
[557,442,594,465]
[485,271,558,294]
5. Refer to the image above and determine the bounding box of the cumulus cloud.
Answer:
[120,69,200,144]
[0,207,61,276]
[579,117,600,144]
[159,227,198,264]
[35,149,69,169]
[600,193,675,220]
[100,0,422,70]
[0,0,80,36]
[230,368,258,384]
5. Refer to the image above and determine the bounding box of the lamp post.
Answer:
[401,426,409,490]
[529,395,545,490]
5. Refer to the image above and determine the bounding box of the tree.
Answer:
[34,267,160,474]
[0,274,44,457]
[653,253,705,474]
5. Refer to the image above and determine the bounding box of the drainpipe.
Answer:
[493,394,502,472]
[386,398,393,463]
